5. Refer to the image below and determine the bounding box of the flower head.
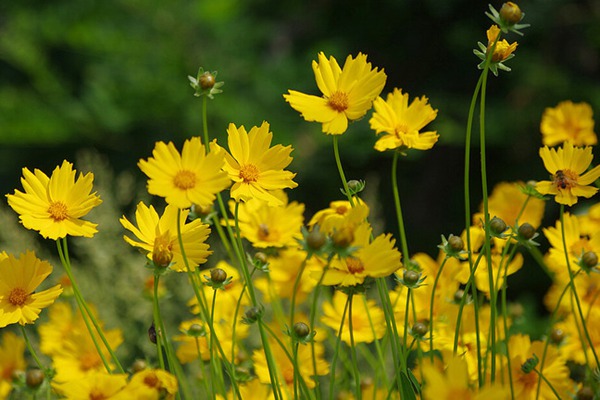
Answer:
[541,100,596,146]
[6,160,102,240]
[138,137,231,209]
[284,52,386,135]
[0,331,26,385]
[52,372,128,400]
[536,141,600,206]
[0,251,62,328]
[474,25,518,75]
[120,202,212,272]
[369,88,438,152]
[221,121,297,206]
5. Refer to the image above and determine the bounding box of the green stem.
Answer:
[533,368,562,399]
[347,294,362,400]
[428,257,449,360]
[152,275,166,371]
[20,325,45,370]
[328,293,351,400]
[332,136,355,206]
[391,151,410,264]
[55,239,119,373]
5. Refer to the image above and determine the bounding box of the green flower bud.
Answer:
[254,252,268,265]
[306,228,327,250]
[26,369,45,388]
[581,251,598,269]
[500,2,523,25]
[148,323,157,344]
[411,321,428,338]
[131,359,148,373]
[210,268,228,284]
[293,322,311,338]
[188,323,205,337]
[550,328,565,345]
[521,354,539,373]
[243,306,261,324]
[199,71,216,90]
[518,223,536,240]
[403,270,420,286]
[448,235,464,252]
[490,216,508,235]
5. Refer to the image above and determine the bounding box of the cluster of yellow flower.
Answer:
[1,2,599,399]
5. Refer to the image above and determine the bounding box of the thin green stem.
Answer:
[533,368,562,399]
[391,151,410,264]
[428,257,449,360]
[328,292,350,400]
[152,275,166,371]
[347,294,362,400]
[201,95,210,153]
[20,325,45,370]
[332,136,355,206]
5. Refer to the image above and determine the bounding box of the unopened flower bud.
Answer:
[254,252,268,265]
[454,289,466,303]
[244,307,261,324]
[448,235,464,252]
[518,223,535,240]
[550,328,565,345]
[131,359,148,373]
[306,228,327,250]
[403,270,420,285]
[210,268,228,284]
[490,217,508,235]
[152,240,173,268]
[576,386,595,400]
[521,355,539,373]
[581,251,598,269]
[199,71,216,90]
[411,321,428,338]
[500,2,523,24]
[26,369,44,388]
[188,323,205,337]
[293,322,311,338]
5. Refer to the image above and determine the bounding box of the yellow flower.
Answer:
[120,202,212,272]
[486,25,518,62]
[232,191,304,248]
[536,141,600,206]
[319,223,402,286]
[369,88,439,152]
[116,369,178,400]
[252,335,329,390]
[555,308,600,368]
[422,356,509,400]
[222,122,298,206]
[0,331,26,385]
[473,181,545,229]
[0,251,62,328]
[284,52,386,135]
[504,334,571,399]
[138,137,231,209]
[321,292,386,344]
[541,101,596,146]
[6,160,102,239]
[52,372,128,400]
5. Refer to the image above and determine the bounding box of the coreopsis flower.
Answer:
[174,317,249,364]
[474,25,518,75]
[6,160,102,239]
[40,302,123,382]
[541,100,596,146]
[252,335,329,390]
[255,249,322,304]
[536,141,600,206]
[116,369,178,400]
[369,88,439,152]
[284,52,386,135]
[0,251,62,328]
[0,331,26,390]
[504,334,572,398]
[308,198,366,230]
[321,292,386,344]
[221,122,298,206]
[422,356,509,399]
[318,222,402,286]
[554,308,600,368]
[120,202,212,272]
[217,379,274,400]
[52,372,128,400]
[473,181,545,229]
[138,137,231,209]
[232,191,304,248]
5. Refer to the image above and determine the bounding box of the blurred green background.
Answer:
[0,0,599,312]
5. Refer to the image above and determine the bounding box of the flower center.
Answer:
[143,372,159,388]
[335,205,348,215]
[394,123,409,137]
[173,170,197,190]
[239,164,260,183]
[8,287,28,306]
[327,91,349,112]
[81,353,101,371]
[47,201,69,222]
[553,169,577,190]
[258,223,270,240]
[89,390,108,400]
[153,232,173,267]
[346,258,365,274]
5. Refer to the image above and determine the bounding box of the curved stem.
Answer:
[332,136,355,206]
[20,325,45,370]
[391,151,410,264]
